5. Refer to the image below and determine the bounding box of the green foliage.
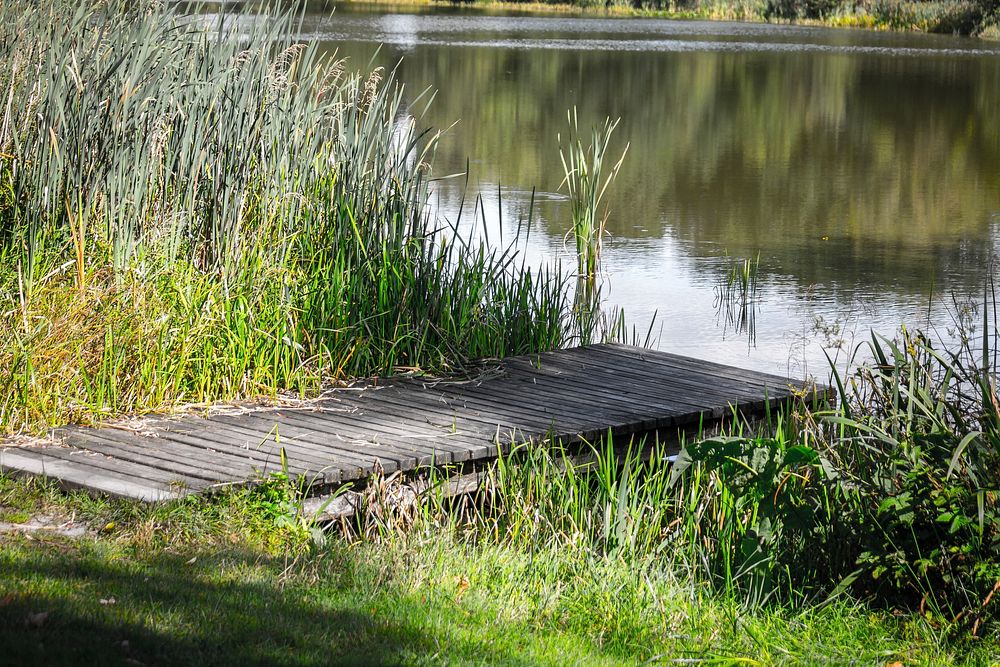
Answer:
[758,0,1000,33]
[243,474,327,549]
[658,316,1000,629]
[557,110,627,345]
[482,436,677,559]
[821,323,1000,630]
[462,0,998,35]
[436,425,850,609]
[862,0,1000,34]
[0,157,14,222]
[763,0,839,20]
[714,253,761,342]
[667,430,850,605]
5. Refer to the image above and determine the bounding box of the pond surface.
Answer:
[296,3,1000,378]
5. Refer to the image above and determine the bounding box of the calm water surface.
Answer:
[295,4,1000,377]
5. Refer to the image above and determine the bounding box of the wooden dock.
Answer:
[0,344,815,502]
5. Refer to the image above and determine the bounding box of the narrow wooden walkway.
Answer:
[0,344,816,501]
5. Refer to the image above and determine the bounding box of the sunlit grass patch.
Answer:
[2,466,995,666]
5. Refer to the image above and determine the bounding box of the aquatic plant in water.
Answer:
[557,108,628,345]
[714,253,761,344]
[558,108,628,282]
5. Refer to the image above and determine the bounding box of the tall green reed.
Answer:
[385,418,837,608]
[815,297,1000,631]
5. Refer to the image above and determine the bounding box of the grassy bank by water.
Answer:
[2,393,998,665]
[0,485,966,665]
[2,318,999,662]
[344,0,1000,38]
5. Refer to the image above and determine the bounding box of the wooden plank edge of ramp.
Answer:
[0,449,189,502]
[0,401,824,505]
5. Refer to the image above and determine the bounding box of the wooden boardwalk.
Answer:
[0,344,816,502]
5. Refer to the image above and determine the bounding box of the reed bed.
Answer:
[0,0,572,434]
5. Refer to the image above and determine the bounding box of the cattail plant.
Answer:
[558,108,628,282]
[557,109,628,345]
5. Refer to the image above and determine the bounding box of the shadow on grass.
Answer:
[0,539,536,666]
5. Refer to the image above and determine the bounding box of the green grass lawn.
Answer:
[2,475,996,667]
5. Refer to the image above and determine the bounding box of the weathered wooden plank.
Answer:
[597,344,802,389]
[516,347,787,403]
[448,371,697,424]
[290,401,483,457]
[163,413,371,476]
[521,353,787,420]
[330,386,534,439]
[571,352,786,402]
[409,388,639,447]
[340,390,533,446]
[149,427,316,476]
[499,355,755,421]
[429,380,677,437]
[16,445,208,490]
[53,430,236,484]
[453,364,690,413]
[150,416,283,451]
[430,383,613,425]
[383,381,586,434]
[30,445,184,486]
[56,426,274,480]
[274,409,471,473]
[204,410,390,472]
[0,449,192,501]
[496,363,723,422]
[262,411,422,468]
[284,401,490,465]
[171,415,364,476]
[535,348,779,403]
[181,413,370,467]
[192,413,383,480]
[323,396,498,452]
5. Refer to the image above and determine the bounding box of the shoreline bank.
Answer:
[338,0,1000,39]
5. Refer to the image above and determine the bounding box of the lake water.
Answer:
[276,3,1000,378]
